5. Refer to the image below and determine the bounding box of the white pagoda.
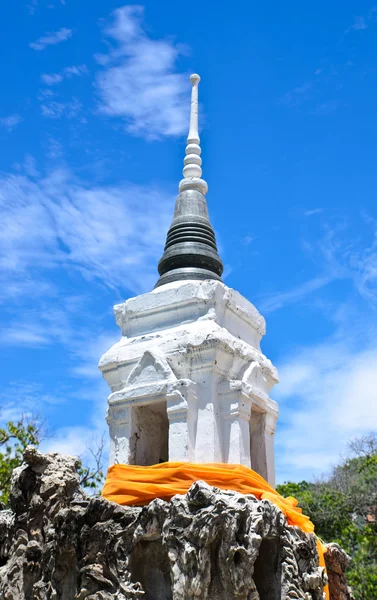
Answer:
[99,75,279,487]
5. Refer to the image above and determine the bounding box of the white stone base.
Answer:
[99,280,279,486]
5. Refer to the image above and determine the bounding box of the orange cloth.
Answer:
[103,462,329,599]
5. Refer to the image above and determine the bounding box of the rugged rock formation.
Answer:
[0,447,347,600]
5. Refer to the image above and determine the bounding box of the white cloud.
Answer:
[41,73,64,85]
[315,100,339,116]
[275,333,377,482]
[281,82,312,106]
[0,382,66,423]
[41,64,88,86]
[0,277,56,305]
[27,0,39,15]
[70,332,120,379]
[0,161,173,299]
[350,238,377,307]
[41,422,109,477]
[63,65,87,77]
[307,224,377,309]
[345,16,367,33]
[45,136,63,159]
[0,303,75,347]
[0,114,23,130]
[259,276,331,313]
[96,5,190,138]
[40,98,82,119]
[42,425,103,457]
[28,0,66,14]
[0,327,51,346]
[257,221,377,482]
[40,370,109,468]
[241,235,254,246]
[0,377,109,476]
[30,27,72,51]
[305,208,324,217]
[258,220,377,314]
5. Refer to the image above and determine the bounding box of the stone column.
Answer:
[264,412,278,488]
[107,405,130,465]
[167,381,198,462]
[190,364,224,463]
[249,409,278,487]
[220,382,252,466]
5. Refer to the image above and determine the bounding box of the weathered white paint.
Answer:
[99,279,279,486]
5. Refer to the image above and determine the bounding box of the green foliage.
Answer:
[0,417,105,505]
[277,433,377,600]
[0,418,40,505]
[77,436,106,494]
[77,461,105,491]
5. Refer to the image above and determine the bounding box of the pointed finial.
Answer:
[154,73,223,288]
[179,73,208,195]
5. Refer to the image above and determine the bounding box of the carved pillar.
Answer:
[249,409,267,480]
[264,412,278,488]
[167,381,197,462]
[107,405,130,465]
[220,382,252,466]
[249,409,278,488]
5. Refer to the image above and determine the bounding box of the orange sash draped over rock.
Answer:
[103,461,329,599]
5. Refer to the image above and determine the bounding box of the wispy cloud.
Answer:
[0,114,23,130]
[0,327,51,346]
[38,335,111,465]
[23,154,40,178]
[41,387,109,469]
[27,0,39,15]
[275,328,377,482]
[307,224,377,308]
[96,5,190,138]
[259,276,331,313]
[70,331,119,379]
[28,0,66,14]
[259,219,377,314]
[314,100,339,115]
[0,379,107,474]
[345,16,367,33]
[280,82,312,106]
[40,98,82,119]
[305,208,324,217]
[241,235,254,246]
[41,73,63,85]
[280,66,341,115]
[63,65,87,77]
[0,160,173,300]
[0,304,75,347]
[0,381,66,422]
[42,425,106,461]
[41,64,88,86]
[30,27,72,51]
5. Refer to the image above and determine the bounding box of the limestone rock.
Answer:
[0,448,346,600]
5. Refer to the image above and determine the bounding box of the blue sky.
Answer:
[1,0,377,483]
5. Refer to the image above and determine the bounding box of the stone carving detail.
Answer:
[0,447,350,600]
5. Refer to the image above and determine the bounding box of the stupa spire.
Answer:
[155,74,223,288]
[179,74,207,195]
